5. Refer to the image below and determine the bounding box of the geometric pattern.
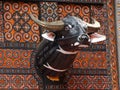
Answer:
[107,0,119,89]
[58,3,91,21]
[36,0,106,4]
[73,51,107,69]
[3,2,40,43]
[66,75,111,89]
[39,2,58,35]
[91,5,107,37]
[43,75,111,90]
[0,49,32,68]
[40,2,58,21]
[0,75,39,89]
[0,0,119,90]
[2,2,40,49]
[0,1,40,90]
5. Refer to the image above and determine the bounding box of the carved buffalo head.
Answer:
[30,14,106,49]
[30,14,106,82]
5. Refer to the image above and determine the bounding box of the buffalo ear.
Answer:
[42,32,56,41]
[89,33,106,43]
[84,18,100,34]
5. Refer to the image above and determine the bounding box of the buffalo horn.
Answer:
[30,14,64,31]
[85,19,101,33]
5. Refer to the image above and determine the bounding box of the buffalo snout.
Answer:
[78,34,89,42]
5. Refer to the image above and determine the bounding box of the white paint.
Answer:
[43,63,67,72]
[90,33,106,43]
[42,32,55,41]
[62,36,64,38]
[74,42,80,46]
[71,44,74,46]
[56,45,78,54]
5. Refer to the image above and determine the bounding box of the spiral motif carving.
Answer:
[5,32,13,41]
[4,12,12,20]
[82,6,90,15]
[23,33,31,41]
[14,33,22,41]
[5,22,12,31]
[82,16,90,22]
[32,34,39,42]
[13,3,20,11]
[58,5,63,14]
[58,14,64,20]
[65,5,72,13]
[31,4,38,12]
[4,2,11,11]
[4,2,40,43]
[58,4,90,20]
[31,23,39,33]
[73,5,81,14]
[22,4,29,12]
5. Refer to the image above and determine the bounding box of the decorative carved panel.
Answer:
[0,0,119,90]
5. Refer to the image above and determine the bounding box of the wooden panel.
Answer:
[0,1,40,49]
[115,0,120,89]
[0,0,119,90]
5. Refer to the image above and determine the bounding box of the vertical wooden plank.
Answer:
[108,0,119,90]
[115,0,120,89]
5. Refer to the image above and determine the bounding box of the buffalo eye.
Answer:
[65,24,72,31]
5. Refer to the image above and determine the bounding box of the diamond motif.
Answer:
[13,22,21,32]
[80,76,91,88]
[0,76,8,87]
[28,76,38,88]
[13,76,24,88]
[13,12,21,22]
[94,77,105,88]
[22,23,31,33]
[13,12,31,33]
[22,13,30,22]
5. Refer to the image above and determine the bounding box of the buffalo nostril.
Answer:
[78,34,89,41]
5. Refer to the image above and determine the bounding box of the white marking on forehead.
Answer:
[62,36,64,38]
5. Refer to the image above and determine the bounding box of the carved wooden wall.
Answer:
[0,0,119,90]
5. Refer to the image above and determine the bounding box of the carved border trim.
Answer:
[3,0,106,4]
